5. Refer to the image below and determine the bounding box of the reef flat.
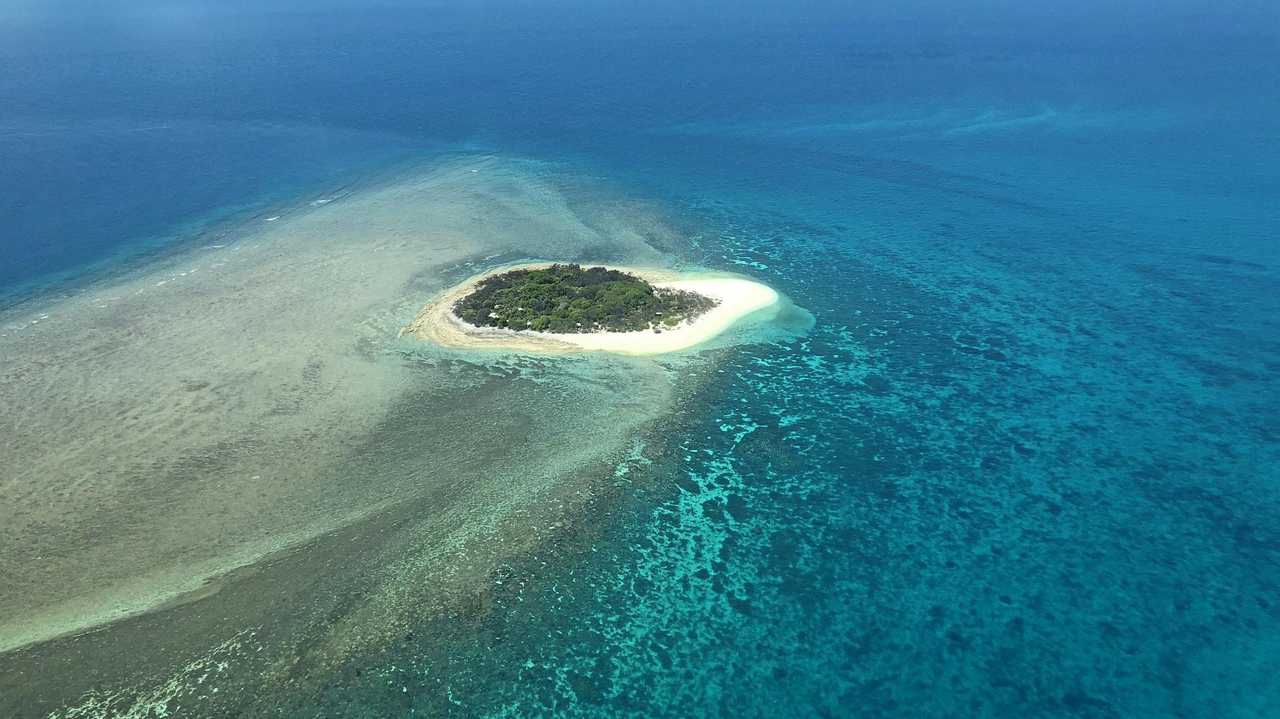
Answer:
[0,155,763,716]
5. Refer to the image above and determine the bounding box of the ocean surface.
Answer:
[2,1,1278,717]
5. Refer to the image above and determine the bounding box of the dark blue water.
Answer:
[4,1,1278,716]
[8,1,1274,293]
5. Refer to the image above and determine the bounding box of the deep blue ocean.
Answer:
[3,1,1278,716]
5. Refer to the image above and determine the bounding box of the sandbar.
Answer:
[0,159,681,656]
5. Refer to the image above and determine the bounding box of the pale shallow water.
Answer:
[0,157,704,653]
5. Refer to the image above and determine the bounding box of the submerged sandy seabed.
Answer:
[0,155,813,717]
[401,264,782,356]
[0,156,691,656]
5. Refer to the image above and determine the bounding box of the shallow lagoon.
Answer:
[1,157,808,713]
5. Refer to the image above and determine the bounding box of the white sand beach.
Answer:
[401,264,781,355]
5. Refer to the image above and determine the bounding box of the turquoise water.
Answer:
[484,148,1280,715]
[291,124,1277,716]
[3,1,1278,716]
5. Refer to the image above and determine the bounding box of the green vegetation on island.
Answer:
[454,264,718,333]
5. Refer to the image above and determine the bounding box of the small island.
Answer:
[401,262,781,356]
[453,264,718,333]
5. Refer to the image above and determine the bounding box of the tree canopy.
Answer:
[454,264,718,333]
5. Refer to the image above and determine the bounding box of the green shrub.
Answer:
[454,264,718,334]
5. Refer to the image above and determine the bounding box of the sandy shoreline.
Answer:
[401,263,780,356]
